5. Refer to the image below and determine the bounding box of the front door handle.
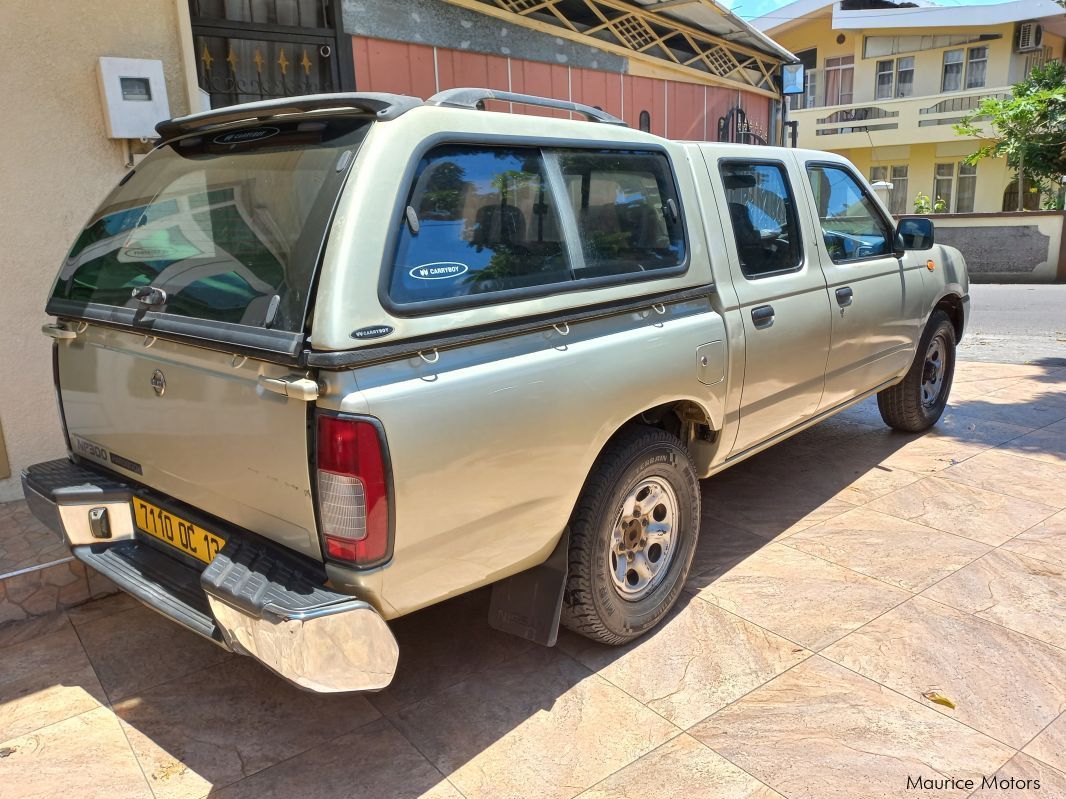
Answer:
[751,304,775,329]
[835,287,854,307]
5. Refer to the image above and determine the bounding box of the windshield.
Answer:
[49,117,369,336]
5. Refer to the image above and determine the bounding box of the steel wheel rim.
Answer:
[921,332,949,409]
[608,476,679,601]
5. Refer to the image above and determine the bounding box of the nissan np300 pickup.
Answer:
[25,89,969,692]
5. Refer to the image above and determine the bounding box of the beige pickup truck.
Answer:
[25,89,968,692]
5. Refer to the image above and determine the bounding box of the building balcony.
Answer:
[789,87,1011,150]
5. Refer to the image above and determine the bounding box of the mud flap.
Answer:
[488,527,569,647]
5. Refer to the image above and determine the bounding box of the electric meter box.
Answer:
[97,57,171,139]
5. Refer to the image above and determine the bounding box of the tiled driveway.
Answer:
[2,359,1066,799]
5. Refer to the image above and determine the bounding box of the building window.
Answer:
[875,56,914,100]
[956,163,977,212]
[824,56,854,106]
[942,49,964,92]
[1024,46,1054,78]
[965,46,988,89]
[934,163,954,211]
[933,162,979,212]
[188,0,352,109]
[638,110,651,132]
[870,164,909,215]
[1002,176,1042,211]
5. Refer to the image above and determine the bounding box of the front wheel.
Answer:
[560,425,700,645]
[877,310,956,432]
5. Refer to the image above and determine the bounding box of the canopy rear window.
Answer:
[48,117,369,351]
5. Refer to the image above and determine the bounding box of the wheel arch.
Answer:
[931,291,965,343]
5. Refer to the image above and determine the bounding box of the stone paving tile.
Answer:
[970,753,1066,798]
[76,602,231,702]
[0,609,70,649]
[822,596,1066,749]
[393,647,678,799]
[211,718,464,799]
[952,363,1053,382]
[923,550,1066,650]
[1003,509,1066,568]
[0,559,91,624]
[945,392,1066,430]
[691,543,910,651]
[772,449,922,506]
[0,623,106,742]
[368,587,531,716]
[0,707,153,799]
[940,449,1066,509]
[0,499,67,574]
[689,657,1014,799]
[559,597,810,729]
[114,658,381,799]
[996,424,1066,467]
[865,476,1058,546]
[687,520,769,585]
[1025,712,1066,775]
[66,590,140,628]
[701,468,859,541]
[784,507,989,592]
[575,734,784,799]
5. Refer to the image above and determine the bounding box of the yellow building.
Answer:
[753,0,1066,214]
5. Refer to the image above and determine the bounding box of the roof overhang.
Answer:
[443,0,797,98]
[755,0,1066,34]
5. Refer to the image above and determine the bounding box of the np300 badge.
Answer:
[150,369,166,396]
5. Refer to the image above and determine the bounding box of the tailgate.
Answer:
[57,325,320,559]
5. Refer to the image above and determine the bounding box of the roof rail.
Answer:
[427,88,628,126]
[155,92,422,141]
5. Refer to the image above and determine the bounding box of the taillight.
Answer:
[316,415,390,565]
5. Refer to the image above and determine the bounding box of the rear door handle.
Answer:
[836,287,854,307]
[751,305,775,328]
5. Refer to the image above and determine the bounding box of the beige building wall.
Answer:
[0,1,192,500]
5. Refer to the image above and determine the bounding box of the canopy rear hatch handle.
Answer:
[42,323,78,340]
[258,374,320,401]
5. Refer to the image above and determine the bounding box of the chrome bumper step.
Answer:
[74,540,221,642]
[22,457,400,693]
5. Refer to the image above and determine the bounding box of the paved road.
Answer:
[957,283,1066,365]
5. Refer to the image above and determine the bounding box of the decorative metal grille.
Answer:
[189,0,351,109]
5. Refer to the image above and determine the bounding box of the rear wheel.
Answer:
[561,426,699,645]
[877,310,956,432]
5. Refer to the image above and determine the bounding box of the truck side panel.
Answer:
[317,299,726,617]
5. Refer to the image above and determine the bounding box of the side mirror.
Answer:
[896,217,934,251]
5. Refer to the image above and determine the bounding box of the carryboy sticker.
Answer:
[409,262,469,280]
[213,126,280,145]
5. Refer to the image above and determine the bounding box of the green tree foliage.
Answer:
[954,61,1066,199]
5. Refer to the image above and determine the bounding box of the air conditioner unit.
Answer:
[1017,22,1044,52]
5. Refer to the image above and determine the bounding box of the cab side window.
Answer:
[720,161,802,278]
[389,145,572,304]
[806,164,891,262]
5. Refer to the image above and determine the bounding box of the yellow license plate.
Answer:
[133,498,225,565]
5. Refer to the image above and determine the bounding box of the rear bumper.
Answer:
[22,458,398,693]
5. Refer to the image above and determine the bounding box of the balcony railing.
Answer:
[790,87,1008,147]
